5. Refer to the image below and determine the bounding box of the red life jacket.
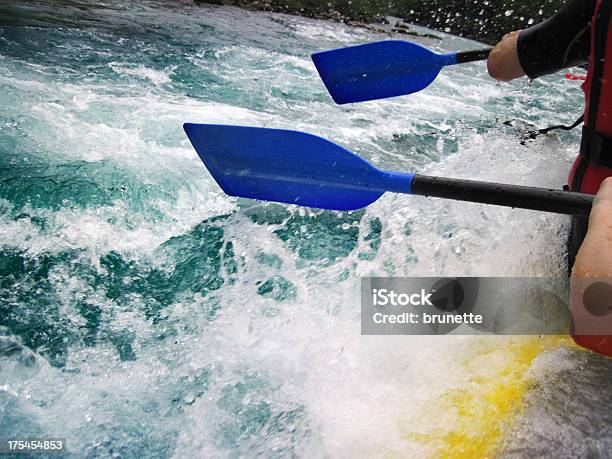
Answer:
[569,0,612,356]
[569,0,612,192]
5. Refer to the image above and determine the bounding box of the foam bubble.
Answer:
[109,63,176,86]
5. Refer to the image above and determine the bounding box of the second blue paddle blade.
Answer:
[312,40,450,104]
[183,124,386,211]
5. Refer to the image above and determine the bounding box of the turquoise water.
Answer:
[1,0,611,457]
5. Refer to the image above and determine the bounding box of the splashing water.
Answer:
[1,1,611,457]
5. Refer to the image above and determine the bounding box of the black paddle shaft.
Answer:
[411,175,593,216]
[455,48,492,64]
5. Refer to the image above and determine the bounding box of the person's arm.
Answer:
[572,177,612,279]
[488,0,595,82]
[571,177,612,336]
[572,178,612,279]
[487,30,525,81]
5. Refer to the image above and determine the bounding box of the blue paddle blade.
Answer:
[183,124,390,211]
[312,40,455,104]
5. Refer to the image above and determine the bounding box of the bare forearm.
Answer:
[571,178,612,335]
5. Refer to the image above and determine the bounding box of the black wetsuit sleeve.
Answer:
[517,0,596,79]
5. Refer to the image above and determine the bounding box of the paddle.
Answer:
[183,123,593,217]
[311,40,492,104]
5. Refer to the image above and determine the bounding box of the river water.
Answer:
[1,1,611,457]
